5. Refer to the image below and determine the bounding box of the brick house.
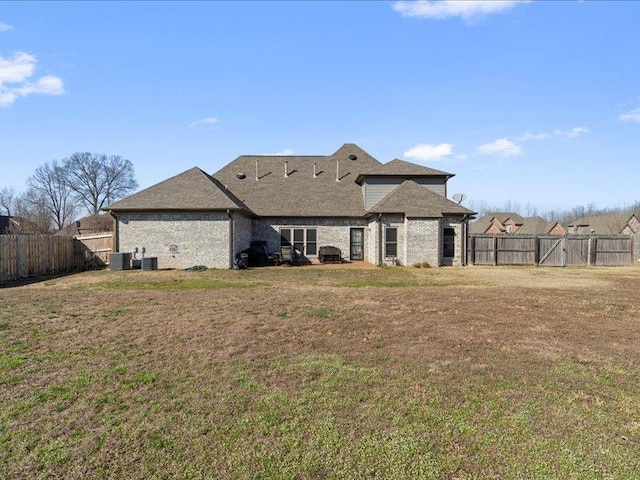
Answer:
[470,212,566,235]
[105,144,475,269]
[565,213,640,234]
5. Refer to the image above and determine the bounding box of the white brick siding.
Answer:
[406,218,440,267]
[116,212,230,269]
[232,213,253,257]
[252,217,368,262]
[380,214,406,265]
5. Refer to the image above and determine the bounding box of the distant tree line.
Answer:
[468,199,640,224]
[0,153,138,233]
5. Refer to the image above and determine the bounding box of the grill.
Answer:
[318,246,342,264]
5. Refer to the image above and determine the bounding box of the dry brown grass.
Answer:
[1,265,639,478]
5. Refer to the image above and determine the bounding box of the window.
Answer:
[306,228,317,255]
[280,228,317,255]
[443,227,455,258]
[385,227,397,257]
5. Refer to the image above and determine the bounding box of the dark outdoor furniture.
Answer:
[318,246,342,264]
[280,245,303,266]
[236,241,279,268]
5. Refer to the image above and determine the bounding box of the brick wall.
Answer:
[233,212,253,257]
[379,214,406,265]
[252,217,368,262]
[406,218,440,266]
[117,212,230,269]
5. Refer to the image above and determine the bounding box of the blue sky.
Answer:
[1,1,639,212]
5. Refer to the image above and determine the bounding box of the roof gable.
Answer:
[106,167,247,212]
[367,180,474,217]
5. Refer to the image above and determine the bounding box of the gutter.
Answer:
[377,213,382,266]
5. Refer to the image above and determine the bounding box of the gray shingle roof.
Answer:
[105,167,247,212]
[212,144,382,217]
[367,180,475,217]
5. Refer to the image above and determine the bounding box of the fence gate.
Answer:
[470,234,637,267]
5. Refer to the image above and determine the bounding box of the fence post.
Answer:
[493,235,498,266]
[560,237,567,267]
[470,235,476,265]
[534,236,540,266]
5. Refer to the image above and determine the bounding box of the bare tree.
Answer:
[0,187,16,216]
[26,160,76,231]
[65,152,138,215]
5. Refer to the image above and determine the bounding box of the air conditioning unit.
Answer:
[110,252,132,270]
[141,257,158,271]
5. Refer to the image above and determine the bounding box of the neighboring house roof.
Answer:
[515,216,554,235]
[106,167,247,212]
[470,212,560,235]
[367,180,474,217]
[469,212,525,234]
[565,213,633,234]
[57,213,114,236]
[0,215,10,234]
[355,158,453,184]
[0,215,40,234]
[213,143,382,217]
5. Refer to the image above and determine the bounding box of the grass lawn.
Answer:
[1,265,639,479]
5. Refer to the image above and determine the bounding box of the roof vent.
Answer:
[236,172,246,179]
[348,154,357,161]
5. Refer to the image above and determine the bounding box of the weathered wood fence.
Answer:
[0,232,115,282]
[0,235,76,282]
[470,234,640,267]
[75,232,113,266]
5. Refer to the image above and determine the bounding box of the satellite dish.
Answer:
[452,193,467,204]
[348,154,357,161]
[236,172,246,179]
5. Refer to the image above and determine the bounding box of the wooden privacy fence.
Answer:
[75,232,113,267]
[470,234,640,267]
[0,235,76,282]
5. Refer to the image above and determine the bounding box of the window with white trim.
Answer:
[280,228,317,255]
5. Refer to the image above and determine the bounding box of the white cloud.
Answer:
[0,22,14,32]
[189,117,219,127]
[0,52,64,107]
[392,0,523,23]
[404,142,454,161]
[619,108,640,123]
[554,126,589,138]
[516,131,549,141]
[476,138,522,157]
[264,148,295,156]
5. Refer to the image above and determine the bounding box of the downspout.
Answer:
[438,217,443,266]
[462,215,468,266]
[377,213,382,267]
[227,209,234,269]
